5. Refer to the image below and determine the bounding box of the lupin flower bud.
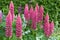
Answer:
[38,5,44,22]
[18,5,22,13]
[50,21,54,35]
[24,4,30,21]
[5,11,12,38]
[0,10,3,23]
[44,13,50,37]
[29,5,34,19]
[9,1,14,21]
[16,14,22,39]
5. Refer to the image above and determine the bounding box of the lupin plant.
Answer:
[5,11,12,38]
[44,13,54,37]
[44,13,50,37]
[0,10,3,23]
[9,1,14,21]
[24,4,30,21]
[3,2,55,40]
[16,14,22,39]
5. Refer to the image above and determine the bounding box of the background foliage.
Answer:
[0,0,60,40]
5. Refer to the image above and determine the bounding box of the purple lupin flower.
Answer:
[9,1,14,21]
[50,21,54,35]
[24,4,30,21]
[18,5,22,13]
[16,14,22,39]
[38,5,44,22]
[0,10,3,23]
[5,11,12,38]
[44,13,50,37]
[29,5,34,19]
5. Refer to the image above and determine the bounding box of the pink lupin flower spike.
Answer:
[36,3,39,12]
[34,6,38,23]
[44,13,50,37]
[5,11,12,38]
[29,5,34,19]
[44,13,49,23]
[16,14,22,39]
[31,11,37,30]
[24,4,30,21]
[9,1,14,21]
[38,5,44,22]
[35,3,39,22]
[50,21,54,35]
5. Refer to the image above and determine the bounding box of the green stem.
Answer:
[6,37,11,40]
[31,29,36,40]
[17,38,22,40]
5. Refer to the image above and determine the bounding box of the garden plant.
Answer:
[0,0,60,40]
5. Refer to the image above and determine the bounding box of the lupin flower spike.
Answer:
[38,5,44,22]
[5,11,12,38]
[44,13,49,23]
[31,11,37,30]
[0,10,3,23]
[35,3,39,22]
[35,6,38,22]
[9,1,14,21]
[50,21,54,35]
[36,3,39,12]
[16,14,22,39]
[29,5,34,19]
[44,13,50,37]
[24,4,30,21]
